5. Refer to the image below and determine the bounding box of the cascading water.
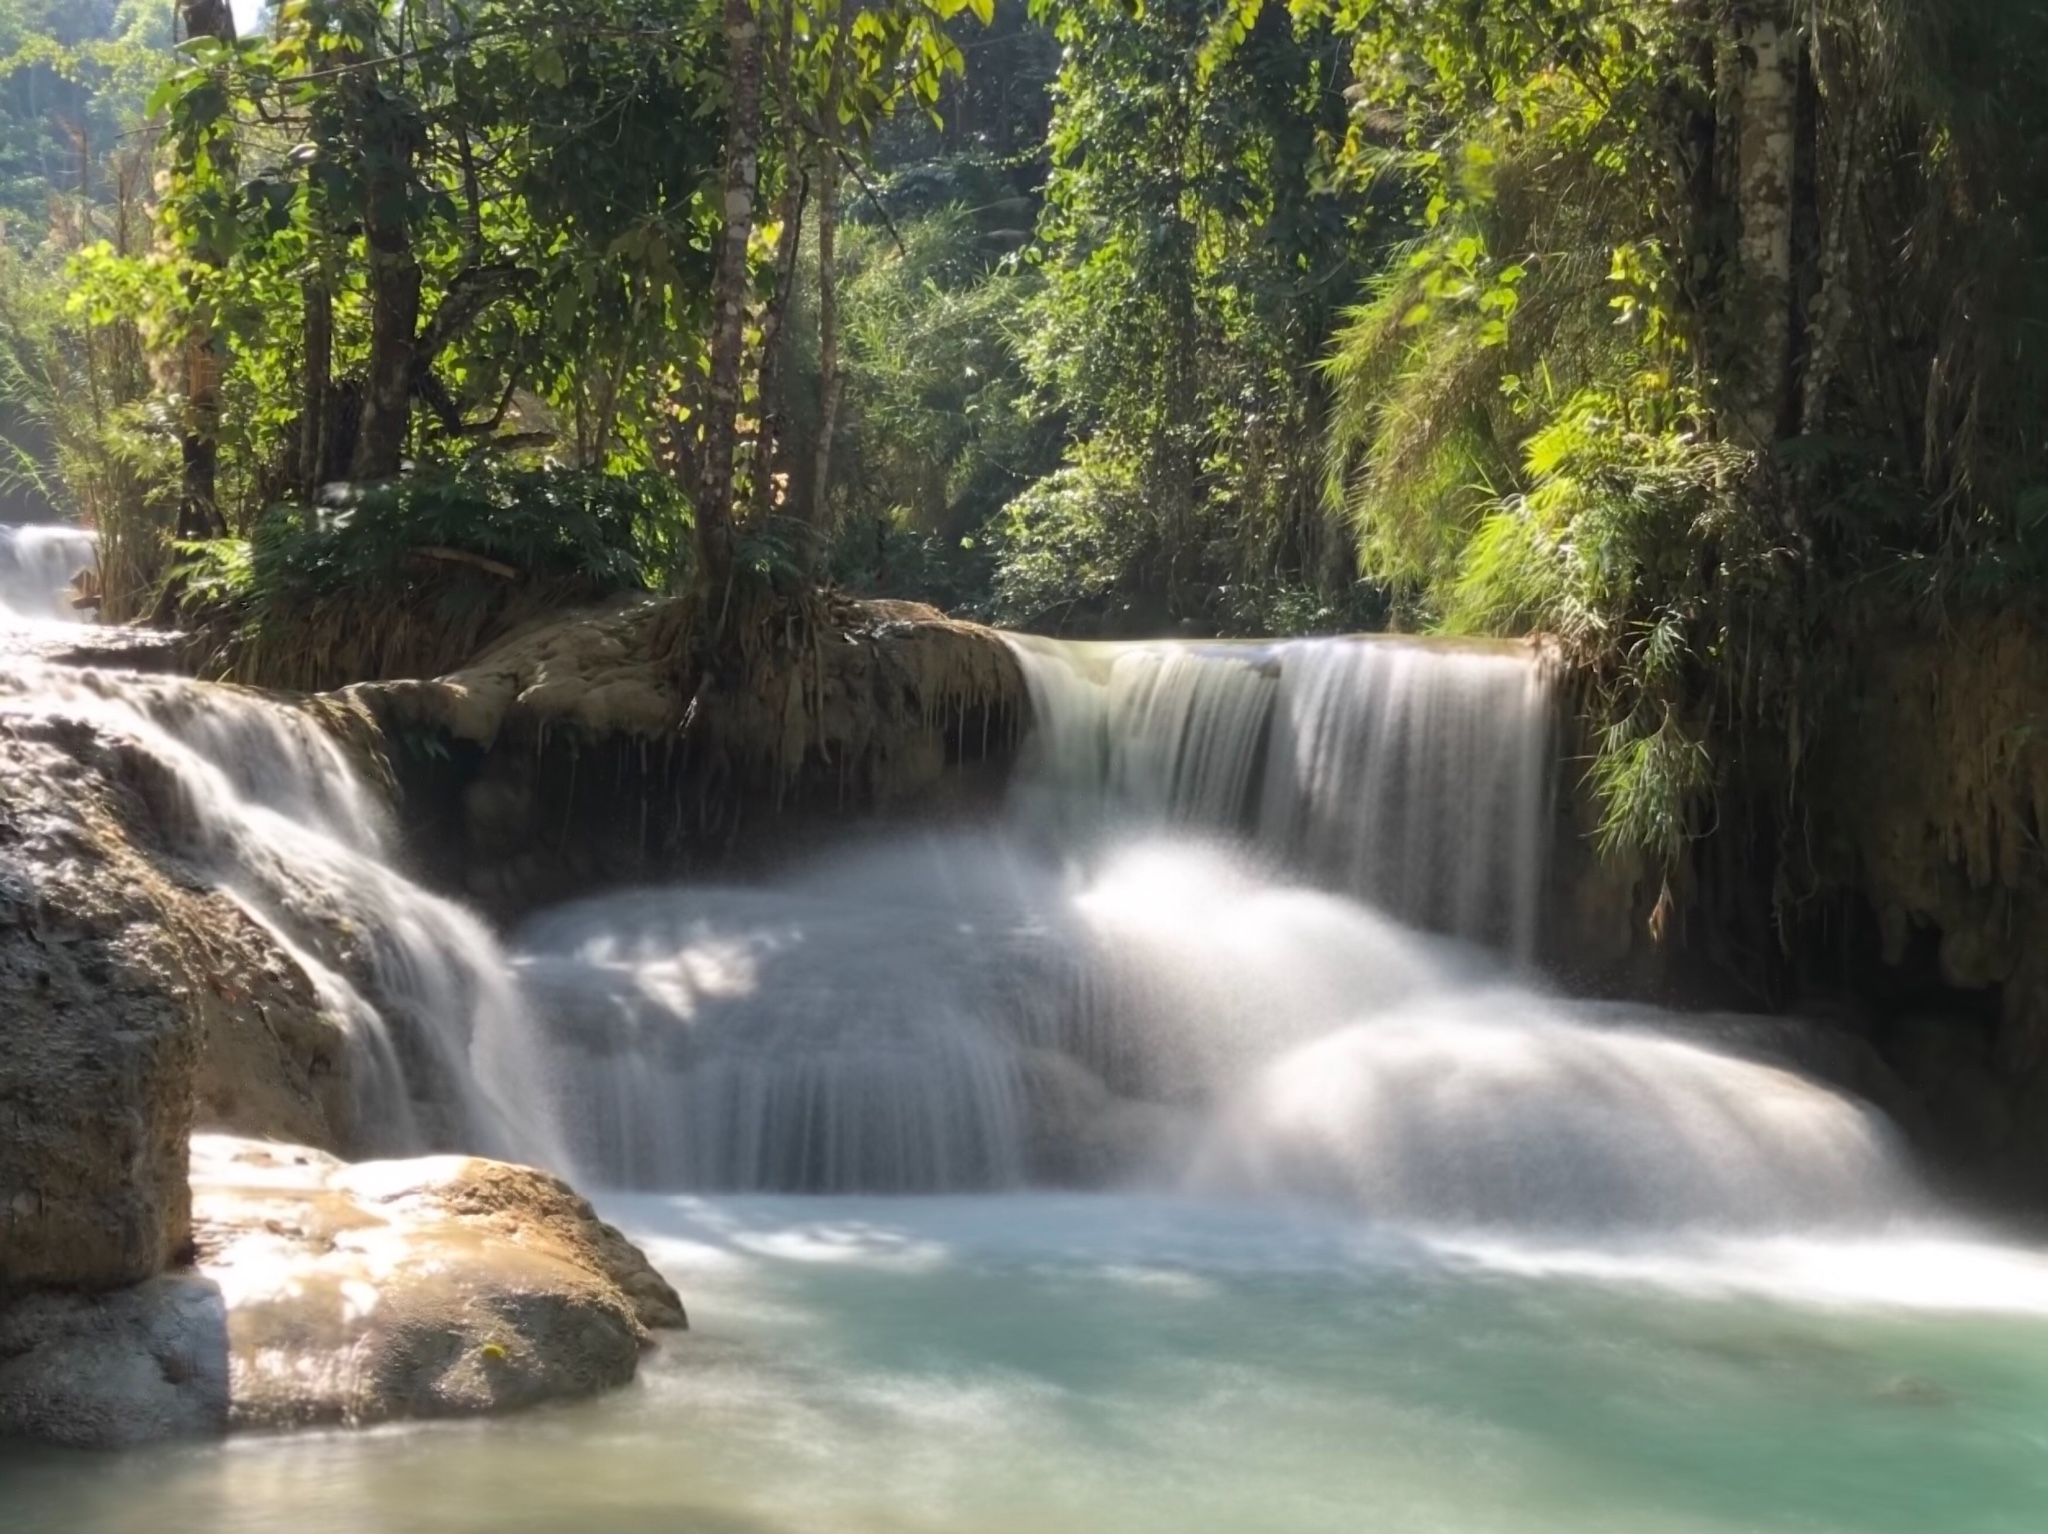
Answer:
[0,543,564,1168]
[519,641,1917,1228]
[1007,634,1554,952]
[514,840,1054,1191]
[0,523,96,622]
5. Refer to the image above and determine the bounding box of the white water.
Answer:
[517,635,1908,1235]
[1008,634,1553,951]
[0,522,95,622]
[0,548,564,1165]
[518,831,1917,1230]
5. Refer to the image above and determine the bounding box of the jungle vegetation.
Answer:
[1,0,2044,891]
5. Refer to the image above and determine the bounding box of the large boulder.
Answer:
[0,723,202,1291]
[0,712,357,1303]
[0,1136,684,1446]
[193,1136,683,1432]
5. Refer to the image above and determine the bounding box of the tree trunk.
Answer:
[808,1,849,540]
[1733,4,1800,448]
[175,0,236,540]
[299,273,333,501]
[695,0,766,603]
[809,164,844,536]
[751,0,805,521]
[352,101,424,481]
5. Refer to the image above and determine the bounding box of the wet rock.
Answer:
[0,1274,231,1447]
[0,726,200,1291]
[189,1136,682,1432]
[0,1137,685,1447]
[0,717,354,1305]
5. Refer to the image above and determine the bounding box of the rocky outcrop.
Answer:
[0,1136,684,1447]
[351,593,1029,912]
[0,712,354,1302]
[1803,613,2048,1200]
[1,723,204,1292]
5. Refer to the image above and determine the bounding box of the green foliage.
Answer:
[986,455,1149,629]
[0,0,167,229]
[1012,0,1384,634]
[1308,0,2048,885]
[821,205,1056,601]
[238,466,675,601]
[173,464,681,688]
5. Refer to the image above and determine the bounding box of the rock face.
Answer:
[353,593,1029,913]
[1806,613,2048,1199]
[0,1136,684,1446]
[0,710,359,1302]
[0,723,203,1292]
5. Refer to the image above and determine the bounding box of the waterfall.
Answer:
[514,837,1062,1192]
[0,652,566,1171]
[1006,635,1553,953]
[0,523,96,622]
[512,632,1916,1223]
[516,830,1917,1227]
[2,526,1914,1232]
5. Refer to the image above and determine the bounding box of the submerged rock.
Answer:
[0,1136,684,1447]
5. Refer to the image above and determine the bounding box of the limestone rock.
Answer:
[0,1137,686,1447]
[0,724,200,1291]
[349,594,1029,912]
[0,1274,230,1447]
[0,713,354,1304]
[189,1135,682,1432]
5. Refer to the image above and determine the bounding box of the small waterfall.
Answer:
[1007,634,1553,953]
[515,838,1063,1192]
[514,832,1918,1225]
[0,523,96,622]
[1191,1000,1905,1230]
[0,655,566,1170]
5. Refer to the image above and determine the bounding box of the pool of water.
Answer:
[10,1193,2048,1534]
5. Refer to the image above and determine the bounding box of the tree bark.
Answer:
[175,0,236,540]
[352,85,424,481]
[695,0,766,603]
[751,0,805,521]
[1733,4,1800,448]
[808,0,850,540]
[809,164,844,535]
[299,273,333,500]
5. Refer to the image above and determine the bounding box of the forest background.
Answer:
[1,0,2044,918]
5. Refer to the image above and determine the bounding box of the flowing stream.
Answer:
[8,530,2048,1531]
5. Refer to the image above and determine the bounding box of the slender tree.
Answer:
[694,0,766,602]
[174,0,235,538]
